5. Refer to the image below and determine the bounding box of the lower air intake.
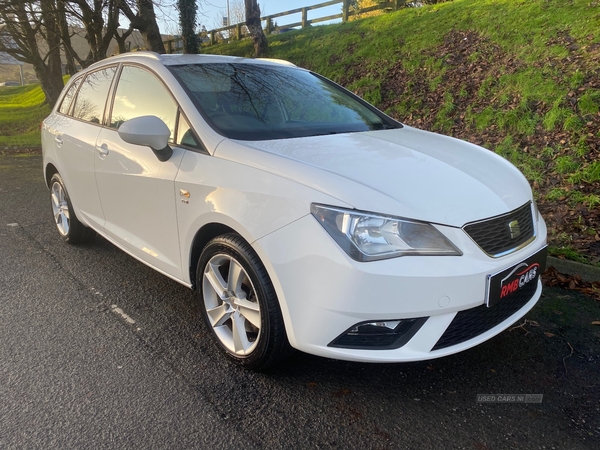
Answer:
[432,280,538,351]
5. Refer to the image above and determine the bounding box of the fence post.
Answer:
[210,31,215,46]
[236,23,242,40]
[302,8,308,28]
[342,0,349,22]
[166,40,173,54]
[394,0,405,10]
[266,17,272,34]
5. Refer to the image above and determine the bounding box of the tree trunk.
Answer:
[56,0,77,74]
[114,27,134,54]
[177,0,199,54]
[118,0,166,53]
[38,2,65,105]
[244,0,268,57]
[0,1,65,106]
[136,0,166,53]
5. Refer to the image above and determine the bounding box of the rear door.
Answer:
[45,67,117,230]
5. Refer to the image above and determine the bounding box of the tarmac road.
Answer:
[1,153,598,449]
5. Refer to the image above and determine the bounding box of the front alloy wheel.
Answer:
[197,234,291,370]
[203,253,262,356]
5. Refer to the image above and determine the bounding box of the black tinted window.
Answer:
[110,66,177,140]
[72,67,116,124]
[170,63,399,140]
[58,77,82,115]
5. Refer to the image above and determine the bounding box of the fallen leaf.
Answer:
[544,332,555,337]
[333,389,351,398]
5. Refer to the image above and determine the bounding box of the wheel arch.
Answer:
[186,219,297,350]
[45,163,59,189]
[188,222,237,289]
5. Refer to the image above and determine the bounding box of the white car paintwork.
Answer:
[94,127,185,279]
[174,149,348,285]
[232,128,531,226]
[43,115,105,230]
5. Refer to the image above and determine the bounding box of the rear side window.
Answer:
[58,77,83,115]
[72,66,117,124]
[110,65,178,140]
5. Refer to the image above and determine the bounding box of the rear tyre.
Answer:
[49,173,95,244]
[197,233,292,370]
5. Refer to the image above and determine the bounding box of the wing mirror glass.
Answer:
[118,116,173,162]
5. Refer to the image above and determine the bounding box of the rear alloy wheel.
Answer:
[49,173,95,244]
[197,234,291,370]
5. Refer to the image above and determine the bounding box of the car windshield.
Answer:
[169,63,400,140]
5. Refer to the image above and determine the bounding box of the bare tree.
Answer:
[0,1,64,106]
[244,0,267,57]
[113,26,135,54]
[62,0,121,67]
[117,0,166,53]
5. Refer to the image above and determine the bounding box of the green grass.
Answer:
[549,246,600,268]
[569,161,600,184]
[0,84,50,147]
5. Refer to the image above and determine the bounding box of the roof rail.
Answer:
[256,58,296,67]
[108,51,161,61]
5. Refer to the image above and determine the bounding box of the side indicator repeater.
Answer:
[180,189,190,204]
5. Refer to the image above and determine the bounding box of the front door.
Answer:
[94,65,184,280]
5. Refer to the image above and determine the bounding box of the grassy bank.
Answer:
[0,83,49,148]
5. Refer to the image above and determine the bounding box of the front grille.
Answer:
[431,279,538,351]
[464,203,534,257]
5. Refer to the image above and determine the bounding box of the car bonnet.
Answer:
[220,126,533,227]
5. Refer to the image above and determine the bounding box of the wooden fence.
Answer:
[165,0,407,53]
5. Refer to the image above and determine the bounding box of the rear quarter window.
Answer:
[58,77,83,115]
[72,66,117,124]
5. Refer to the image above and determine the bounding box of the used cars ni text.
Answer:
[42,52,547,369]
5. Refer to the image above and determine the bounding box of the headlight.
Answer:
[311,204,462,262]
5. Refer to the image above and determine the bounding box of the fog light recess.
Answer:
[328,317,428,350]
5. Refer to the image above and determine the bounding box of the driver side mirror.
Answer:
[118,116,173,162]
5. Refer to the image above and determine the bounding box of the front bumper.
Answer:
[254,213,547,362]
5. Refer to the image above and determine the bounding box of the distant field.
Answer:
[0,84,49,148]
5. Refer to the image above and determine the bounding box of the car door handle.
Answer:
[95,143,109,157]
[54,136,63,147]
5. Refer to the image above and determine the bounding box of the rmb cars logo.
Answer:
[499,262,540,299]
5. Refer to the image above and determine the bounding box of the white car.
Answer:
[42,52,547,370]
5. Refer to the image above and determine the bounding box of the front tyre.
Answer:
[49,173,95,244]
[197,234,291,370]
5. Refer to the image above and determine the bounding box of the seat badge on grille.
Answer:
[508,220,521,239]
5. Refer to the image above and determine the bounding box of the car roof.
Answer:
[86,52,296,71]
